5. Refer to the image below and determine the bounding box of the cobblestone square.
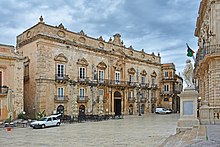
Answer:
[0,114,179,147]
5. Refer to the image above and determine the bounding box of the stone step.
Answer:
[160,126,207,147]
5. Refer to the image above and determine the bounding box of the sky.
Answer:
[0,0,201,74]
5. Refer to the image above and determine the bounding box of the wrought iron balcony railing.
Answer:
[128,97,135,103]
[55,74,69,81]
[54,95,69,102]
[77,96,89,103]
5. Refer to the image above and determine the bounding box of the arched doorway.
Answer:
[57,105,64,115]
[114,91,121,116]
[141,104,145,114]
[79,105,85,116]
[129,104,133,115]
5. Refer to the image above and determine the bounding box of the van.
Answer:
[155,108,172,114]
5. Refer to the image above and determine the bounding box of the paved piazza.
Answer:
[0,114,179,147]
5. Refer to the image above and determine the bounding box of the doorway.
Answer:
[57,105,64,115]
[141,104,145,114]
[114,91,122,116]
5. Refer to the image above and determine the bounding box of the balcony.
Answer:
[108,80,127,87]
[162,77,175,81]
[54,95,69,102]
[160,91,174,95]
[151,84,158,89]
[140,98,147,103]
[97,79,108,86]
[77,96,89,103]
[77,77,90,85]
[140,83,149,89]
[128,97,135,103]
[127,81,137,88]
[55,74,69,83]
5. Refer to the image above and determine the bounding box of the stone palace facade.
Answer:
[0,44,26,120]
[10,16,182,118]
[195,0,220,124]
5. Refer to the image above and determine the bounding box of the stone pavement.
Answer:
[0,113,179,147]
[160,125,220,147]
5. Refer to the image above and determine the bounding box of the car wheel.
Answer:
[41,124,45,129]
[56,122,60,126]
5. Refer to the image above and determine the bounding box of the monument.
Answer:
[176,59,199,133]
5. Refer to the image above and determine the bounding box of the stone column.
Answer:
[98,95,104,116]
[176,87,199,133]
[71,85,78,120]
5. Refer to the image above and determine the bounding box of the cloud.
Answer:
[0,0,200,73]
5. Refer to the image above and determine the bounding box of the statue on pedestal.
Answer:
[183,59,194,88]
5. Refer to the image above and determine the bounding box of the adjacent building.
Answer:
[17,17,163,117]
[194,0,220,107]
[0,44,26,121]
[160,63,183,112]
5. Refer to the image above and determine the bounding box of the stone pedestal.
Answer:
[176,87,199,133]
[199,100,211,125]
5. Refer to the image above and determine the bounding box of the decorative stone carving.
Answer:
[97,61,107,70]
[113,33,122,46]
[58,23,65,29]
[114,60,123,71]
[77,58,89,66]
[151,71,157,77]
[26,31,32,38]
[54,53,68,63]
[127,67,136,75]
[98,42,104,49]
[57,30,65,38]
[140,70,147,76]
[78,37,86,43]
[129,50,133,56]
[39,16,44,23]
[79,30,86,36]
[98,36,104,41]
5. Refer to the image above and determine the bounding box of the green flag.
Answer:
[186,43,195,57]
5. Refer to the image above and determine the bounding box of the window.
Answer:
[79,67,86,80]
[152,78,156,86]
[58,88,64,100]
[115,71,120,83]
[129,75,133,83]
[141,76,145,84]
[79,88,85,99]
[98,70,104,82]
[164,71,168,78]
[164,85,169,91]
[128,91,133,98]
[57,64,65,77]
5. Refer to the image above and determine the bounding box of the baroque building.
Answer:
[17,17,162,117]
[160,63,183,112]
[194,0,220,107]
[0,44,26,121]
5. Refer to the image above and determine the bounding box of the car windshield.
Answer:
[39,117,47,121]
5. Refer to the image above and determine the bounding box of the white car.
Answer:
[155,108,172,114]
[30,115,61,129]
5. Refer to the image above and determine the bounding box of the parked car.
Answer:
[155,108,172,114]
[30,115,61,129]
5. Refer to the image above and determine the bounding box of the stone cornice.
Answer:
[18,34,161,66]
